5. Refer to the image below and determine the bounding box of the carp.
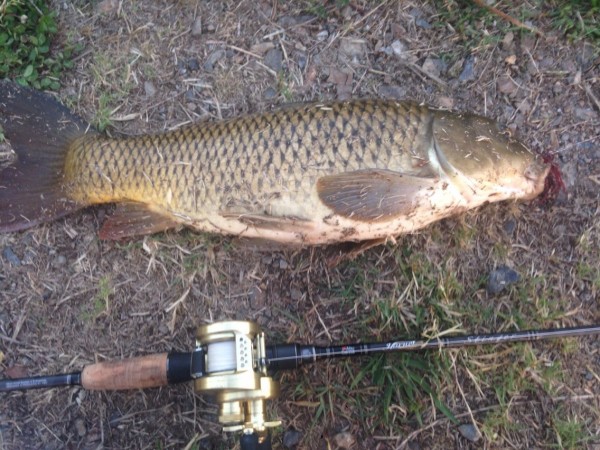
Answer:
[0,81,551,245]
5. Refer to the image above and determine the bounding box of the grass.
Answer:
[0,0,81,88]
[549,0,600,41]
[88,52,136,131]
[434,0,599,55]
[79,276,112,321]
[551,410,594,450]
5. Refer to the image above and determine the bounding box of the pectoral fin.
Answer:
[99,202,180,239]
[317,169,434,222]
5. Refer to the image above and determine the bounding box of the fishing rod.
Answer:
[2,321,599,450]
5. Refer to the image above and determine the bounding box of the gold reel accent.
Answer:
[194,321,281,437]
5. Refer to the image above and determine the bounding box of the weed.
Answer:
[0,0,81,88]
[551,410,593,449]
[80,276,112,321]
[548,0,600,41]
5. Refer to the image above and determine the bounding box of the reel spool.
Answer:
[194,321,281,442]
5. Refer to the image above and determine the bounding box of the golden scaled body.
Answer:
[0,82,549,243]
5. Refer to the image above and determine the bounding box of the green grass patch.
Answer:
[79,276,112,321]
[0,0,81,88]
[551,410,594,449]
[548,0,600,41]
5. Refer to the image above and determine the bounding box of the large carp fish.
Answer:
[0,81,551,245]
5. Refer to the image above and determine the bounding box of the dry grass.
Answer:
[1,1,599,449]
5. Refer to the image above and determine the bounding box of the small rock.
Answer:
[390,39,408,59]
[296,53,307,70]
[250,42,275,55]
[75,419,86,437]
[409,7,431,29]
[205,23,216,33]
[553,82,564,95]
[436,96,454,109]
[574,107,596,121]
[333,431,355,449]
[144,81,156,98]
[176,60,187,76]
[283,429,302,448]
[263,86,277,100]
[416,17,431,29]
[502,31,514,49]
[585,371,594,381]
[54,255,67,266]
[264,48,283,72]
[96,0,118,13]
[503,219,516,235]
[204,49,225,72]
[191,16,202,36]
[290,288,303,301]
[517,99,531,114]
[185,89,196,102]
[560,161,577,188]
[339,37,367,58]
[422,57,445,78]
[487,266,520,294]
[378,84,406,100]
[2,246,20,266]
[458,423,481,442]
[316,30,329,42]
[5,365,28,378]
[497,76,517,95]
[187,58,200,71]
[279,259,288,270]
[278,16,298,27]
[458,57,475,82]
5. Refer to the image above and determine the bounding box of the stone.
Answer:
[316,30,329,42]
[333,431,355,449]
[378,84,406,100]
[264,48,283,72]
[204,49,225,72]
[458,423,481,442]
[422,57,445,78]
[263,86,277,100]
[283,429,302,448]
[339,37,367,58]
[191,17,202,36]
[497,76,517,95]
[487,266,520,294]
[459,57,475,82]
[144,81,156,98]
[2,247,20,266]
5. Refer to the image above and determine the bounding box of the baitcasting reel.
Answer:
[194,321,281,447]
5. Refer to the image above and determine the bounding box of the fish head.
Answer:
[431,111,550,201]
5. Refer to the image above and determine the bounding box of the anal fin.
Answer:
[99,202,180,240]
[317,169,435,222]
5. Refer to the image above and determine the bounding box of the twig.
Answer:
[584,83,600,113]
[471,0,544,37]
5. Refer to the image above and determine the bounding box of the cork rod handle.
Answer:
[81,353,169,390]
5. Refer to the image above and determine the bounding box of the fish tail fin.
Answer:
[0,81,94,233]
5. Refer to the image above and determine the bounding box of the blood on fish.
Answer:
[539,152,565,203]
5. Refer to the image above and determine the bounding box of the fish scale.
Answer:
[0,81,550,242]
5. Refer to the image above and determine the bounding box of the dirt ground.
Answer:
[1,1,599,449]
